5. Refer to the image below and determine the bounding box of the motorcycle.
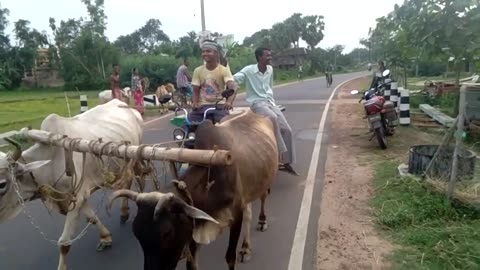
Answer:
[169,90,286,174]
[170,88,235,149]
[350,69,398,149]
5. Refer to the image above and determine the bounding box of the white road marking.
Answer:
[144,112,177,125]
[142,77,322,126]
[287,75,368,270]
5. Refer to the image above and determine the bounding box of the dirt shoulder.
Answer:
[316,77,393,270]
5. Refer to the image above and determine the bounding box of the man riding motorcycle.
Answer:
[188,40,238,127]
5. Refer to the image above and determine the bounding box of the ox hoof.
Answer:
[257,222,268,232]
[120,215,129,224]
[96,241,112,252]
[238,248,252,263]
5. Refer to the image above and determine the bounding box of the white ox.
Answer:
[0,99,144,270]
[98,87,132,104]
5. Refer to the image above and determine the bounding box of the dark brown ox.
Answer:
[108,108,278,270]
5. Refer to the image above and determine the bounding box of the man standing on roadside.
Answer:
[190,40,238,124]
[233,47,299,176]
[176,58,192,99]
[370,60,389,89]
[110,64,123,101]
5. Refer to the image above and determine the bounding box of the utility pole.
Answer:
[200,0,206,31]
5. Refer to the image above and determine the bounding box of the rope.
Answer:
[7,159,108,246]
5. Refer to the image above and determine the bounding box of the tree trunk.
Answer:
[469,61,475,73]
[33,56,38,88]
[453,62,462,115]
[403,66,408,89]
[100,54,106,79]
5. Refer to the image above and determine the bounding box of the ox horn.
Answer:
[4,137,22,161]
[106,190,139,217]
[153,193,175,220]
[152,192,219,224]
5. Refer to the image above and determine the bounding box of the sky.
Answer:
[1,0,403,53]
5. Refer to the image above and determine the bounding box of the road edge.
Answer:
[287,74,369,270]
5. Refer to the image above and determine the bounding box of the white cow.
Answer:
[98,87,132,104]
[0,99,144,270]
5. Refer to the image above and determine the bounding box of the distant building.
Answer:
[22,48,64,88]
[272,47,310,69]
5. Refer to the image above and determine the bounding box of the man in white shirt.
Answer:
[233,47,298,176]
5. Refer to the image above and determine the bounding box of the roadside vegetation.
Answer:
[372,161,480,269]
[362,1,480,268]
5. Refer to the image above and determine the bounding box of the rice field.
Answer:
[0,90,101,133]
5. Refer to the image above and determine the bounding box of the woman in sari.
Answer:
[131,68,144,116]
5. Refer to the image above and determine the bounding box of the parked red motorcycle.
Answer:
[350,70,398,149]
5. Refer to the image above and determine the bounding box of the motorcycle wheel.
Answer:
[374,127,387,149]
[383,119,395,136]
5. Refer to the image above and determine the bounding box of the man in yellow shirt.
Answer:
[190,40,238,124]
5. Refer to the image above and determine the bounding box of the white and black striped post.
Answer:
[143,94,158,107]
[384,83,391,101]
[399,88,410,126]
[390,82,399,112]
[80,95,88,113]
[397,84,402,113]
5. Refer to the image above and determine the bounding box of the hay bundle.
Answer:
[425,177,480,206]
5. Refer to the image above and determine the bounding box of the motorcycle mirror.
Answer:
[382,69,391,77]
[350,90,359,95]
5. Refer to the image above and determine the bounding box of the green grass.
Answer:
[372,161,480,270]
[0,75,322,134]
[0,93,101,133]
[408,92,457,117]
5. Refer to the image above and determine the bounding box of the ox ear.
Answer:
[183,204,219,224]
[17,160,51,176]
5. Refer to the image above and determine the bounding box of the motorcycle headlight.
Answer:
[188,132,195,140]
[173,129,186,141]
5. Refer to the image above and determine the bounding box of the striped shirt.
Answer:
[176,65,191,88]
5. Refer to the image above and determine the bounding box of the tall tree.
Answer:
[243,29,272,48]
[0,5,23,89]
[270,22,291,51]
[0,4,9,52]
[284,13,305,48]
[137,19,170,53]
[301,15,324,49]
[81,0,107,36]
[114,32,142,54]
[114,19,170,54]
[175,31,200,59]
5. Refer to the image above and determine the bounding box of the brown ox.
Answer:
[108,108,278,270]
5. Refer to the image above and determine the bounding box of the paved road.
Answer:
[0,72,367,270]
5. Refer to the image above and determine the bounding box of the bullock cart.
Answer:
[0,126,232,270]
